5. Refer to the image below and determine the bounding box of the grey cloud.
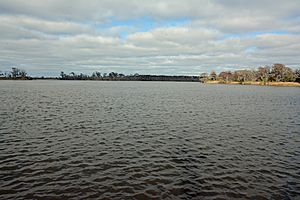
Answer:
[1,0,299,21]
[0,0,299,75]
[0,15,94,37]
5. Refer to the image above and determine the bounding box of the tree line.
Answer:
[199,63,300,83]
[60,71,126,80]
[0,68,198,81]
[0,67,28,79]
[1,64,300,83]
[59,71,199,81]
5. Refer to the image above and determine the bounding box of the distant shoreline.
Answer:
[0,76,200,82]
[204,80,300,87]
[1,64,300,85]
[0,77,199,82]
[1,78,300,87]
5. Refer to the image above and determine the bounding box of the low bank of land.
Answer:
[205,81,300,87]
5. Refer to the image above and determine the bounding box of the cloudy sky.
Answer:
[0,0,300,76]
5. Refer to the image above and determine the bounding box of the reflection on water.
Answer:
[0,80,299,199]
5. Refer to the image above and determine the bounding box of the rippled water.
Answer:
[0,80,300,199]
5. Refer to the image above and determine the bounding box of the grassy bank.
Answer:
[205,81,300,87]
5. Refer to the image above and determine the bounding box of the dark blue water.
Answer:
[0,80,299,199]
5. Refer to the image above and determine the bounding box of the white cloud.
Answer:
[128,27,221,47]
[0,0,299,75]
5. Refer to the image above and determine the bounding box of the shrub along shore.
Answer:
[199,63,300,87]
[205,80,300,87]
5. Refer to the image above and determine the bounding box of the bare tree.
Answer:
[219,71,233,82]
[271,63,295,82]
[199,73,209,82]
[295,69,300,83]
[232,70,256,82]
[60,71,66,79]
[95,71,101,78]
[209,71,217,81]
[11,67,20,78]
[257,66,271,82]
[19,70,27,78]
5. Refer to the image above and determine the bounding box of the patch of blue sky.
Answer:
[94,16,190,39]
[248,31,290,36]
[223,31,292,39]
[244,46,257,53]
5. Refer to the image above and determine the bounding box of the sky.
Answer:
[0,0,300,76]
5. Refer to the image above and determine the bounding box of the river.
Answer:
[0,80,299,199]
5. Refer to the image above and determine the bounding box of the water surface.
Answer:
[0,80,299,199]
